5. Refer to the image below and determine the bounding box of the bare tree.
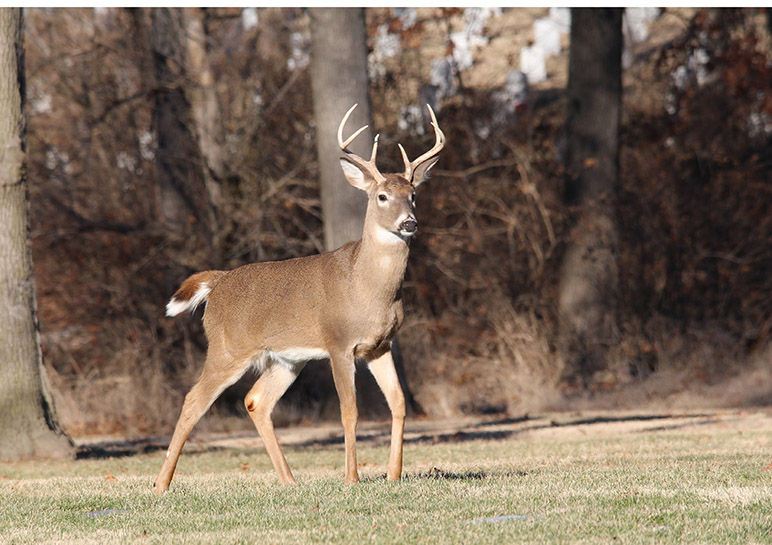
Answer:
[0,8,72,460]
[558,8,623,384]
[184,8,226,196]
[308,8,371,252]
[148,8,216,246]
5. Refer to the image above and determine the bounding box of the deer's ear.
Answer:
[340,157,376,192]
[410,158,438,189]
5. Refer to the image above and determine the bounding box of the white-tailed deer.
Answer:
[154,104,444,493]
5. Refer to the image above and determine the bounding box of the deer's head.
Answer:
[337,104,445,242]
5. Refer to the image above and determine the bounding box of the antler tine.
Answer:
[398,143,411,177]
[370,133,380,162]
[401,104,446,180]
[337,104,368,150]
[337,103,386,183]
[340,125,369,151]
[412,104,446,163]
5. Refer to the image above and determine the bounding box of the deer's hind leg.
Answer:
[244,362,304,485]
[155,349,249,495]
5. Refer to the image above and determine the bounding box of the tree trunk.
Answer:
[183,8,226,200]
[308,7,370,252]
[149,8,215,246]
[558,8,623,386]
[0,8,73,460]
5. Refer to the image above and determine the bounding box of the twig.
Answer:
[517,163,556,247]
[433,159,518,179]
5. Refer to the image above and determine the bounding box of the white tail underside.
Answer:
[165,283,211,317]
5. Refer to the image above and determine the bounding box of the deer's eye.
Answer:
[378,193,388,202]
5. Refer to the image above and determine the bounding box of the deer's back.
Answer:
[201,243,359,357]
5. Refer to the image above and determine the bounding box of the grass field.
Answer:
[1,410,771,544]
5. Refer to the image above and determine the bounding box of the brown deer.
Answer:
[154,104,444,494]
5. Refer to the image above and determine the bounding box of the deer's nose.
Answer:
[400,218,418,234]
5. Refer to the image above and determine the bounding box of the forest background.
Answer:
[20,7,771,438]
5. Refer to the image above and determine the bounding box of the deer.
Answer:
[154,104,444,494]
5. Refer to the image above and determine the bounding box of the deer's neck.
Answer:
[353,221,410,301]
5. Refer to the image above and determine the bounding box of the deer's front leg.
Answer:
[367,350,405,481]
[330,351,359,483]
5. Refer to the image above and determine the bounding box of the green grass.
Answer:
[1,414,771,544]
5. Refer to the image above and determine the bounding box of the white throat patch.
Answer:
[374,224,411,245]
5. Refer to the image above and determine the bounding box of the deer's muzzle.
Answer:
[400,218,418,235]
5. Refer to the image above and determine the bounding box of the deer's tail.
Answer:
[165,271,226,317]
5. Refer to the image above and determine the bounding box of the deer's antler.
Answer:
[337,104,386,183]
[399,104,445,182]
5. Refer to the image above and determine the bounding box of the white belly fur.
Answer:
[267,347,329,372]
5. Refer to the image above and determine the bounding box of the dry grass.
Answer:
[2,409,771,544]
